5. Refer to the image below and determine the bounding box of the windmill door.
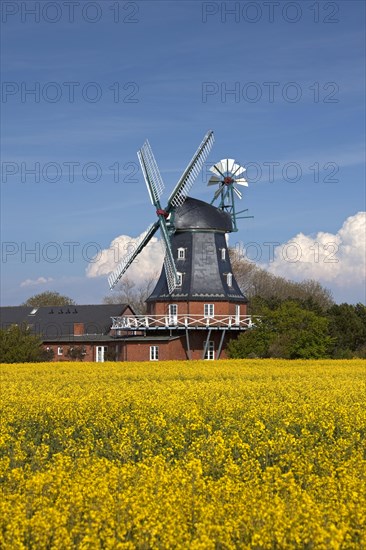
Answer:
[168,304,178,325]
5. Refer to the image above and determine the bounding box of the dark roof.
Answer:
[0,304,132,338]
[148,230,247,303]
[114,335,181,342]
[175,197,232,232]
[42,335,118,343]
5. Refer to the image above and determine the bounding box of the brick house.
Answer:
[0,304,134,362]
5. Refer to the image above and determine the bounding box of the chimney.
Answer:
[73,323,84,336]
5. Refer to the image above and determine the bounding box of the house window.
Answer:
[221,248,226,260]
[204,304,214,318]
[176,272,183,286]
[178,248,185,260]
[57,347,63,356]
[168,304,178,325]
[205,341,215,360]
[227,272,232,287]
[150,346,159,361]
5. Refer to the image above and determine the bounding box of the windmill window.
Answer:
[168,304,178,325]
[205,341,215,360]
[177,248,185,260]
[221,248,226,260]
[204,304,214,318]
[176,272,183,286]
[227,273,233,287]
[150,346,159,361]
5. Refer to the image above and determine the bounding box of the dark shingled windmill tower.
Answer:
[109,131,254,361]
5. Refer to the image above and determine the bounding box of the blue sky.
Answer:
[1,0,365,305]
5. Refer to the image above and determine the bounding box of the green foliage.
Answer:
[65,346,86,361]
[0,325,52,363]
[230,254,334,312]
[22,291,76,307]
[327,303,366,357]
[228,301,333,359]
[105,348,117,361]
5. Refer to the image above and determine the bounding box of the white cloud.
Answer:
[264,212,366,289]
[20,277,54,288]
[86,232,164,284]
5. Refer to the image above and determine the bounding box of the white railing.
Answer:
[111,314,258,331]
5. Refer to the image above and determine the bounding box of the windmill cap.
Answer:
[175,197,233,232]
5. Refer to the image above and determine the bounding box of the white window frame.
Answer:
[168,304,178,325]
[150,346,159,361]
[205,341,215,360]
[176,272,183,286]
[177,248,185,260]
[227,272,232,287]
[57,346,63,356]
[221,248,226,260]
[204,304,214,318]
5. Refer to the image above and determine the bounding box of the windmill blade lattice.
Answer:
[168,130,214,208]
[137,141,165,205]
[108,222,159,290]
[160,234,179,294]
[137,139,181,291]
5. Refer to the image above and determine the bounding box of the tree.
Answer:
[103,273,159,314]
[327,303,366,357]
[22,291,76,307]
[230,252,334,313]
[228,301,333,359]
[65,345,86,361]
[0,325,53,363]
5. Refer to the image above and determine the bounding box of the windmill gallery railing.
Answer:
[111,314,258,332]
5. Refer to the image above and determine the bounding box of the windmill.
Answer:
[208,158,252,231]
[108,130,215,292]
[108,132,255,361]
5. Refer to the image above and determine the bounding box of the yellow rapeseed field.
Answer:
[1,359,365,549]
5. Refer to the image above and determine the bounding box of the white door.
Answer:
[96,346,107,362]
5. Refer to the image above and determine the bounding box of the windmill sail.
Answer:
[160,234,179,294]
[138,141,165,205]
[108,222,159,290]
[168,130,214,208]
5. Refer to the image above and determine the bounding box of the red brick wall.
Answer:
[150,300,247,316]
[119,329,242,362]
[119,338,187,362]
[43,329,243,363]
[73,323,84,336]
[43,342,114,362]
[43,342,93,362]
